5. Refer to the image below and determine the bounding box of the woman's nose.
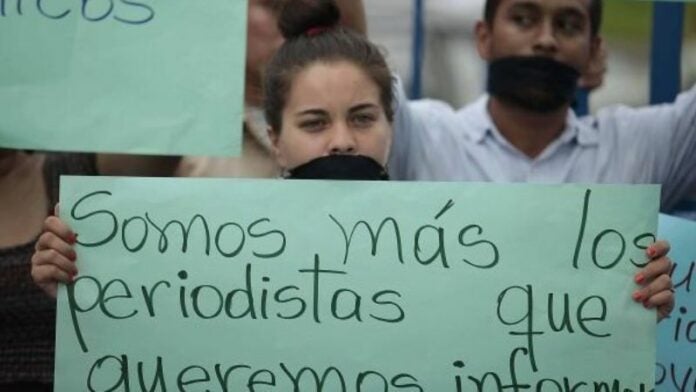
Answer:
[328,123,357,154]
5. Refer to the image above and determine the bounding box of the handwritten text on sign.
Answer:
[55,178,660,391]
[0,0,246,156]
[656,214,696,392]
[0,0,154,24]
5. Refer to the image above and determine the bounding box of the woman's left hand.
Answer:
[633,240,675,322]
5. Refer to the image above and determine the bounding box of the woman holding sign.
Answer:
[30,0,675,382]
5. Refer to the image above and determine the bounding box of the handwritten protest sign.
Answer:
[55,177,660,391]
[0,0,246,156]
[656,214,696,392]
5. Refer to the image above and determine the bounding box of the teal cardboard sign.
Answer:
[656,214,696,391]
[55,178,660,390]
[0,0,247,156]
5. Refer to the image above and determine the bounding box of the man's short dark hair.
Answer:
[484,0,603,37]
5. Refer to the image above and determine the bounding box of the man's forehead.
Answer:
[499,0,591,14]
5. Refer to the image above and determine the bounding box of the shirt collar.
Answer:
[465,95,599,148]
[575,114,600,146]
[461,95,493,144]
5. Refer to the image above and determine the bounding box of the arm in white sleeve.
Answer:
[595,84,696,210]
[387,77,460,181]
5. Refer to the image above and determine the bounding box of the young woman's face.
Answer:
[271,61,392,171]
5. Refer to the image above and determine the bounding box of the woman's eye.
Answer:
[352,113,376,127]
[300,119,327,132]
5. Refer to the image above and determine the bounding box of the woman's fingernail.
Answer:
[647,247,656,258]
[68,251,77,262]
[632,291,643,301]
[635,273,645,284]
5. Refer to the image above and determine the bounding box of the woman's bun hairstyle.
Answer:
[265,0,395,133]
[278,0,341,39]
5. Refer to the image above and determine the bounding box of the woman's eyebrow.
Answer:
[349,103,379,113]
[296,108,327,116]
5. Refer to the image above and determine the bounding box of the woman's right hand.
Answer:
[31,213,78,299]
